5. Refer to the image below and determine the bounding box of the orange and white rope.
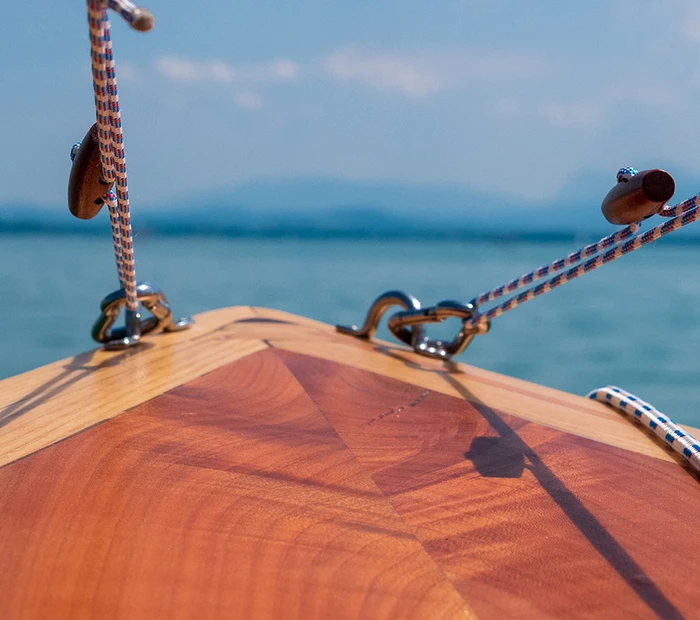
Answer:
[86,0,137,310]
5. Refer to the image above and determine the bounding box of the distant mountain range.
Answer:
[3,174,700,241]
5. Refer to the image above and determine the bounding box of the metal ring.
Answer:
[337,291,489,360]
[388,300,488,360]
[336,291,424,347]
[92,282,194,350]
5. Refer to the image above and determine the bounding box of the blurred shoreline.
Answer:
[3,227,700,245]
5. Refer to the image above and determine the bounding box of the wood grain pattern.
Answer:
[1,308,700,619]
[279,350,700,619]
[2,305,697,475]
[254,307,700,466]
[0,306,265,468]
[0,349,472,620]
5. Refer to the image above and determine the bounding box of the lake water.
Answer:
[2,233,700,426]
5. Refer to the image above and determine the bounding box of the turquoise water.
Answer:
[2,234,700,426]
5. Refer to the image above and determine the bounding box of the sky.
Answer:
[3,0,700,209]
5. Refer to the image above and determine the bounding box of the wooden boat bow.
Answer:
[0,308,698,619]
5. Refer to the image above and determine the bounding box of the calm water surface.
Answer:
[2,234,699,425]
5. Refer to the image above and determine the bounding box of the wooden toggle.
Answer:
[601,169,675,225]
[67,124,110,220]
[130,8,155,32]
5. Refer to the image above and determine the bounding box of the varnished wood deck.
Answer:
[0,307,698,619]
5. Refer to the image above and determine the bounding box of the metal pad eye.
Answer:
[387,300,488,360]
[92,282,194,350]
[337,293,489,360]
[336,291,423,347]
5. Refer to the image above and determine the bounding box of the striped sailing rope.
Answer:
[469,222,641,308]
[86,0,140,311]
[463,173,700,331]
[463,172,700,476]
[107,0,142,26]
[588,386,700,475]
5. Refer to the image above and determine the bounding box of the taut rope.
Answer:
[70,1,191,348]
[463,169,700,330]
[86,0,148,311]
[339,167,700,475]
[341,166,699,356]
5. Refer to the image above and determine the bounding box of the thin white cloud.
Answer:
[324,49,443,97]
[154,56,300,85]
[493,98,521,119]
[661,0,700,40]
[235,92,263,110]
[540,81,682,130]
[650,0,700,47]
[116,60,137,80]
[323,47,549,98]
[155,56,228,83]
[684,20,700,42]
[541,102,603,128]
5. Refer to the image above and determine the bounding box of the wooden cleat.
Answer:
[131,7,154,32]
[67,124,111,220]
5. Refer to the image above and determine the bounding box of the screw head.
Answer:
[69,142,81,161]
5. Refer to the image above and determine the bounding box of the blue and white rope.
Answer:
[616,166,638,183]
[588,386,700,474]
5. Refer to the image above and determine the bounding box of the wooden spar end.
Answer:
[601,169,675,225]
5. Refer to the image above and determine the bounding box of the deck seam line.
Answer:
[270,346,479,620]
[273,348,477,619]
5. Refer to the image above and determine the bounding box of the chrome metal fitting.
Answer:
[337,290,489,361]
[92,282,194,350]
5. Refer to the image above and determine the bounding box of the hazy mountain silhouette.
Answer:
[3,170,700,239]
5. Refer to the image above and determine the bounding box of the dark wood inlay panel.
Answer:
[279,349,698,620]
[0,349,468,620]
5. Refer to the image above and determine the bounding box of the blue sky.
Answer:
[3,0,700,208]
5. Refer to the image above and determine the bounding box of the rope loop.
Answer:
[616,166,638,183]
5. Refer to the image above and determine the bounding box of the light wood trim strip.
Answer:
[249,308,697,465]
[0,349,475,620]
[1,304,695,470]
[0,307,267,468]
